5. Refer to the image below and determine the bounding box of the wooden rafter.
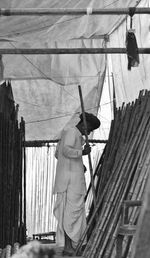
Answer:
[0,48,149,54]
[0,8,150,16]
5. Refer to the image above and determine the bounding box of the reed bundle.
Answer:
[0,81,26,248]
[76,90,150,257]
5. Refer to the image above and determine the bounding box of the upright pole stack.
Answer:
[0,81,26,250]
[76,90,150,257]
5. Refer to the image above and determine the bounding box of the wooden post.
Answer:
[22,118,26,244]
[78,86,97,208]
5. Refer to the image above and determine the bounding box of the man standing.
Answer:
[53,112,100,256]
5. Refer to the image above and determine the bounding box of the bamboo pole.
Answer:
[76,103,133,254]
[3,114,7,247]
[19,119,23,244]
[128,119,150,200]
[98,90,148,196]
[0,113,3,246]
[0,48,150,55]
[106,102,149,256]
[97,104,126,192]
[96,103,127,197]
[91,153,143,256]
[81,91,150,257]
[0,7,150,16]
[75,168,116,255]
[99,99,150,257]
[89,107,126,254]
[76,120,120,253]
[78,85,96,208]
[85,129,144,257]
[11,121,17,245]
[98,120,150,258]
[22,118,27,244]
[7,119,12,245]
[95,119,115,195]
[25,139,107,147]
[14,123,21,244]
[0,82,22,248]
[121,151,150,258]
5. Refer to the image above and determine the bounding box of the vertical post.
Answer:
[19,119,23,244]
[22,118,26,244]
[112,72,116,115]
[78,85,97,208]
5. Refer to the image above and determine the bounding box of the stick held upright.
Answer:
[78,85,97,208]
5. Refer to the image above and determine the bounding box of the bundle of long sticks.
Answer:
[0,82,26,249]
[76,90,150,257]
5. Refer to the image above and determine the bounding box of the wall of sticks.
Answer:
[76,89,150,257]
[0,81,26,249]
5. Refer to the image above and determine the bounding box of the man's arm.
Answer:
[63,129,91,158]
[63,129,83,158]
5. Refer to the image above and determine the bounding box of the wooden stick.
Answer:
[22,118,27,244]
[86,133,148,257]
[78,85,96,208]
[19,120,23,244]
[3,114,7,247]
[122,152,150,257]
[25,139,107,147]
[82,92,150,257]
[77,104,133,254]
[98,123,150,257]
[0,113,3,246]
[0,7,150,16]
[75,168,115,255]
[14,121,20,244]
[0,48,150,55]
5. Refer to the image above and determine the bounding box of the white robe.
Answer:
[53,126,87,247]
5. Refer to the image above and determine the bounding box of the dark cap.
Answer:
[79,112,101,130]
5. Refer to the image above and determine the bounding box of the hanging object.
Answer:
[126,7,139,70]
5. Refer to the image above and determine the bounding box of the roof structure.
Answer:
[0,0,149,140]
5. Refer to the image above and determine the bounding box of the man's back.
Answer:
[53,127,86,194]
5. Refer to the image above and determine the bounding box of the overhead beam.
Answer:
[0,48,150,54]
[0,8,150,16]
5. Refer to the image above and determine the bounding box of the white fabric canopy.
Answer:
[0,0,139,140]
[2,0,149,238]
[11,39,106,140]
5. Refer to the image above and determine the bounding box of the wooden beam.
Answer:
[0,8,150,16]
[0,48,150,54]
[25,139,108,147]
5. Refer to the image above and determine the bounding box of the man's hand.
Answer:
[82,144,91,155]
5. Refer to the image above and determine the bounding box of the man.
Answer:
[53,112,100,256]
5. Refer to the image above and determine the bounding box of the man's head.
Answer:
[78,112,101,135]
